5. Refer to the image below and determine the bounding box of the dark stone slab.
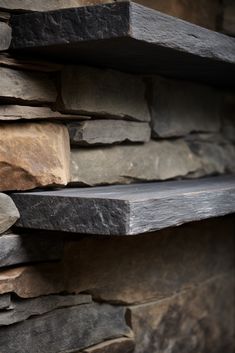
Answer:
[0,303,131,353]
[0,294,11,310]
[0,233,64,268]
[0,294,91,325]
[11,175,235,235]
[10,2,235,87]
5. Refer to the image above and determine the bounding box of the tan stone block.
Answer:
[128,274,235,353]
[0,123,70,191]
[0,193,20,234]
[0,263,64,298]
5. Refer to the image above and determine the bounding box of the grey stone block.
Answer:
[0,193,20,234]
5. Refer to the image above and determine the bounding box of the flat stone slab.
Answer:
[0,303,130,353]
[10,2,235,87]
[0,294,91,326]
[11,175,235,235]
[0,233,63,268]
[68,120,150,145]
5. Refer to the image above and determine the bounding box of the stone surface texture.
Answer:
[0,105,90,121]
[128,274,235,353]
[63,218,235,303]
[150,77,221,138]
[0,21,11,51]
[71,139,200,185]
[68,120,151,145]
[0,233,63,267]
[10,3,235,87]
[0,303,131,353]
[0,263,65,298]
[59,66,150,121]
[0,67,57,103]
[81,338,135,353]
[0,123,70,191]
[0,294,11,310]
[0,294,91,325]
[222,0,235,36]
[0,193,20,234]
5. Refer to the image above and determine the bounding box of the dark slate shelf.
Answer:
[10,2,235,87]
[11,175,235,236]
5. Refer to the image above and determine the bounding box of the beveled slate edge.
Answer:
[130,2,235,64]
[10,1,235,65]
[10,2,131,49]
[11,176,235,235]
[11,196,131,235]
[129,188,235,235]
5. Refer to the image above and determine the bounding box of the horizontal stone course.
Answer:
[0,233,63,268]
[0,122,70,191]
[0,67,57,103]
[59,66,150,122]
[68,120,151,145]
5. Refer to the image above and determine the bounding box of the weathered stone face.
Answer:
[0,123,70,191]
[0,193,20,234]
[150,77,221,138]
[70,140,201,185]
[63,218,234,303]
[0,67,57,103]
[59,66,150,122]
[68,120,151,145]
[0,21,11,51]
[0,302,131,353]
[128,274,235,353]
[0,105,90,121]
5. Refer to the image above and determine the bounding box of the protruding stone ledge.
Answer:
[11,175,235,235]
[10,2,235,86]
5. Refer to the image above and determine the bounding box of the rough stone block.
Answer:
[0,303,131,353]
[128,274,235,353]
[59,66,150,122]
[63,217,235,303]
[81,338,135,353]
[0,21,11,51]
[0,123,70,191]
[0,233,63,268]
[0,193,20,234]
[0,67,57,103]
[0,105,90,121]
[70,140,200,185]
[68,120,150,145]
[150,77,221,138]
[0,263,65,298]
[0,294,91,326]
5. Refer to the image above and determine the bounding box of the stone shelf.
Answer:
[10,2,235,87]
[11,175,235,235]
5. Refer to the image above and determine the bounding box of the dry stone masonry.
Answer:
[0,1,234,353]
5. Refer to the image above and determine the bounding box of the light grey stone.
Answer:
[0,105,90,121]
[0,67,57,103]
[0,294,92,325]
[68,120,150,145]
[0,193,20,234]
[150,77,221,138]
[59,65,150,122]
[0,21,11,51]
[70,139,201,185]
[0,303,131,353]
[0,233,63,268]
